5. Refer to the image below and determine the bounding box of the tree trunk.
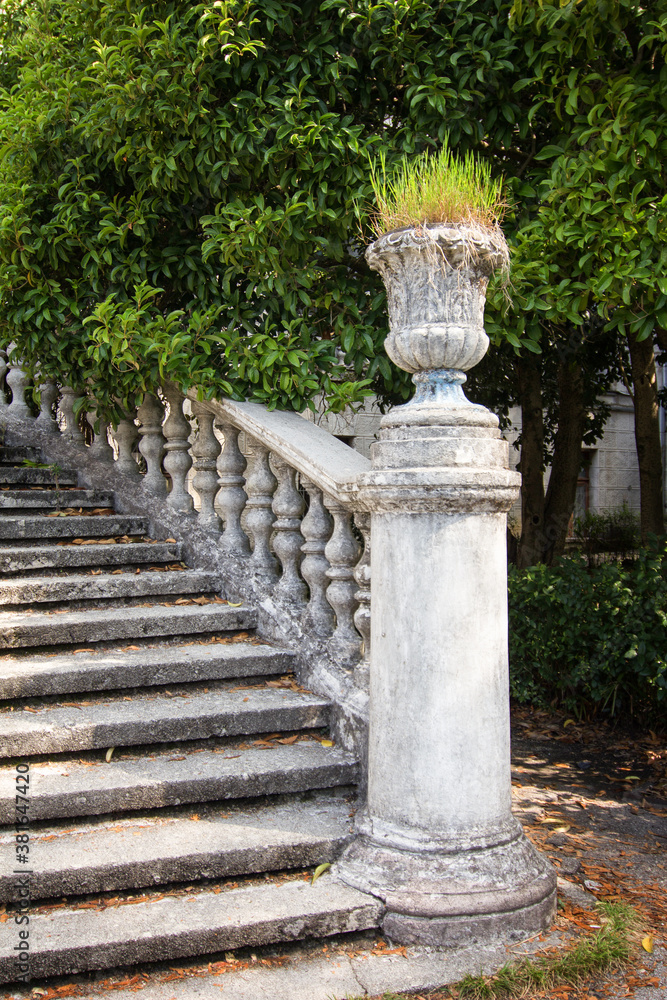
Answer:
[628,331,664,540]
[542,360,587,564]
[516,355,546,569]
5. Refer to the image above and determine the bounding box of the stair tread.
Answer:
[0,467,78,485]
[0,601,257,648]
[0,876,381,980]
[0,488,113,508]
[0,639,293,698]
[0,740,358,821]
[0,540,183,573]
[0,568,219,605]
[0,683,329,755]
[0,513,147,539]
[0,796,353,898]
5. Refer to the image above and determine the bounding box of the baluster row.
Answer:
[0,362,371,673]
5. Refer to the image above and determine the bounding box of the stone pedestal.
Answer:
[335,225,556,945]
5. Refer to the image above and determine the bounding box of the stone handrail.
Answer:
[189,394,370,507]
[0,351,372,703]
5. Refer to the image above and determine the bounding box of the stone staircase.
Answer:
[0,445,381,984]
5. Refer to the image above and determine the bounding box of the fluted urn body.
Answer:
[365,224,507,385]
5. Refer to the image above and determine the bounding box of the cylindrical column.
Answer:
[0,349,8,406]
[111,410,141,478]
[300,479,334,636]
[352,512,371,691]
[324,498,360,666]
[162,384,194,513]
[271,456,307,606]
[59,386,85,443]
[216,421,250,556]
[244,440,279,587]
[6,356,33,420]
[35,381,59,433]
[137,393,167,495]
[87,404,114,463]
[335,224,556,948]
[191,403,221,531]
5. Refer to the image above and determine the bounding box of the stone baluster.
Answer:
[324,499,360,665]
[162,384,194,514]
[137,393,167,495]
[271,456,307,605]
[244,439,279,587]
[300,478,335,635]
[59,386,85,443]
[111,410,141,478]
[35,381,59,433]
[191,402,221,530]
[6,355,33,420]
[216,420,250,556]
[0,349,8,406]
[352,512,371,689]
[87,403,114,462]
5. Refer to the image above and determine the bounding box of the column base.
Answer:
[335,828,556,947]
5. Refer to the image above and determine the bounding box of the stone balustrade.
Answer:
[0,363,372,682]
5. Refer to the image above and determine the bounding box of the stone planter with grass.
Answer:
[335,145,557,945]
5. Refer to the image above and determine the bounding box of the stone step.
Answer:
[0,796,353,900]
[0,488,114,509]
[0,600,255,649]
[0,445,42,464]
[0,639,293,698]
[0,568,219,606]
[0,875,381,982]
[0,539,182,574]
[0,513,147,540]
[0,740,357,822]
[0,683,330,756]
[0,467,78,486]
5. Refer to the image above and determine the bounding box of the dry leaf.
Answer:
[311,863,331,884]
[228,601,243,607]
[105,748,115,762]
[642,935,654,953]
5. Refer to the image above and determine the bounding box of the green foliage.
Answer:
[0,0,664,421]
[508,544,667,723]
[368,140,506,235]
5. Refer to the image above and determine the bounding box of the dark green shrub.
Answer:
[573,502,640,565]
[508,541,667,723]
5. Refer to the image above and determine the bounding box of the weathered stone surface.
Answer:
[0,640,294,698]
[0,513,148,540]
[335,225,555,947]
[556,876,597,910]
[0,568,220,605]
[0,601,256,649]
[0,796,353,899]
[0,540,182,573]
[0,876,382,982]
[0,684,330,756]
[0,411,371,755]
[0,466,78,485]
[0,741,358,822]
[0,445,42,464]
[0,488,113,509]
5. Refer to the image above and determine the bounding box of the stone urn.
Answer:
[365,223,508,409]
[335,223,556,946]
